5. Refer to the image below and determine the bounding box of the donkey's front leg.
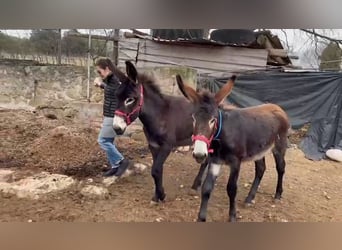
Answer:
[150,145,172,204]
[191,159,208,191]
[227,159,241,222]
[197,161,221,222]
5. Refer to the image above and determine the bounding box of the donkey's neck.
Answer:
[138,85,168,126]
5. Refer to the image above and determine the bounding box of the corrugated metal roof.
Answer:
[118,37,268,76]
[128,29,292,66]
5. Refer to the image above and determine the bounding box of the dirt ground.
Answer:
[0,108,341,222]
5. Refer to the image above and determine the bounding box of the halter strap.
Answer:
[191,110,223,153]
[114,84,144,125]
[213,110,222,140]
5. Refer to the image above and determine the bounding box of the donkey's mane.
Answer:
[199,90,216,105]
[138,73,163,99]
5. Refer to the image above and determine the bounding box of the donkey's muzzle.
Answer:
[192,152,207,164]
[113,115,127,135]
[114,127,125,135]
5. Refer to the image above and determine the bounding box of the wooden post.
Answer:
[57,29,62,64]
[87,29,92,102]
[112,29,120,66]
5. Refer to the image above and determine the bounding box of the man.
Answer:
[94,57,129,177]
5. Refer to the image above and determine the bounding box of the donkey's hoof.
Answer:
[191,182,201,191]
[273,197,282,204]
[244,199,255,207]
[150,200,159,206]
[228,216,237,222]
[188,188,199,196]
[197,217,206,222]
[150,194,166,205]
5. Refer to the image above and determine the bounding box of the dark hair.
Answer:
[95,57,115,72]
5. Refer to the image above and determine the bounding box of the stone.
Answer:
[0,172,75,199]
[80,185,109,198]
[326,149,342,162]
[50,126,70,137]
[0,170,14,183]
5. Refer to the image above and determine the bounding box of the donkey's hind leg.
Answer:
[227,159,241,222]
[245,157,266,205]
[272,135,287,200]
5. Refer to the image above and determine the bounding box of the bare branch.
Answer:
[312,29,320,59]
[281,29,290,51]
[300,29,342,44]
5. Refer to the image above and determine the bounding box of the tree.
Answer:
[30,29,60,55]
[62,32,88,56]
[319,42,342,71]
[0,32,34,58]
[272,29,342,69]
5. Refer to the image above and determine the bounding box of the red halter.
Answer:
[191,110,223,154]
[114,84,144,125]
[191,119,217,154]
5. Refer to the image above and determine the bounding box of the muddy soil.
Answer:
[0,108,341,222]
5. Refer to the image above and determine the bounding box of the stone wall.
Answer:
[0,60,196,150]
[0,60,197,111]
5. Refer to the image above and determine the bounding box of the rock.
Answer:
[326,149,342,162]
[102,163,148,187]
[102,176,118,187]
[180,184,184,188]
[323,191,331,200]
[133,163,148,174]
[177,146,191,152]
[24,67,31,75]
[243,183,250,188]
[63,107,78,118]
[80,185,109,199]
[0,170,14,183]
[44,113,58,120]
[0,172,75,199]
[50,126,69,137]
[155,217,163,222]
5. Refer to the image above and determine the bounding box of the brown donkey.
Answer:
[176,74,290,222]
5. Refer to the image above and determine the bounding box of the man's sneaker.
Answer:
[114,158,130,177]
[102,167,118,177]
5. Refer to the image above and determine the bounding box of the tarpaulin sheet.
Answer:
[198,71,342,161]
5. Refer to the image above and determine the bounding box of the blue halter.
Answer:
[213,110,222,140]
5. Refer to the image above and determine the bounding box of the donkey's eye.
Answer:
[125,98,135,106]
[209,118,216,126]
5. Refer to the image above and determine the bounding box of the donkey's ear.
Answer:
[125,60,138,83]
[111,64,128,83]
[214,75,236,105]
[176,74,199,103]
